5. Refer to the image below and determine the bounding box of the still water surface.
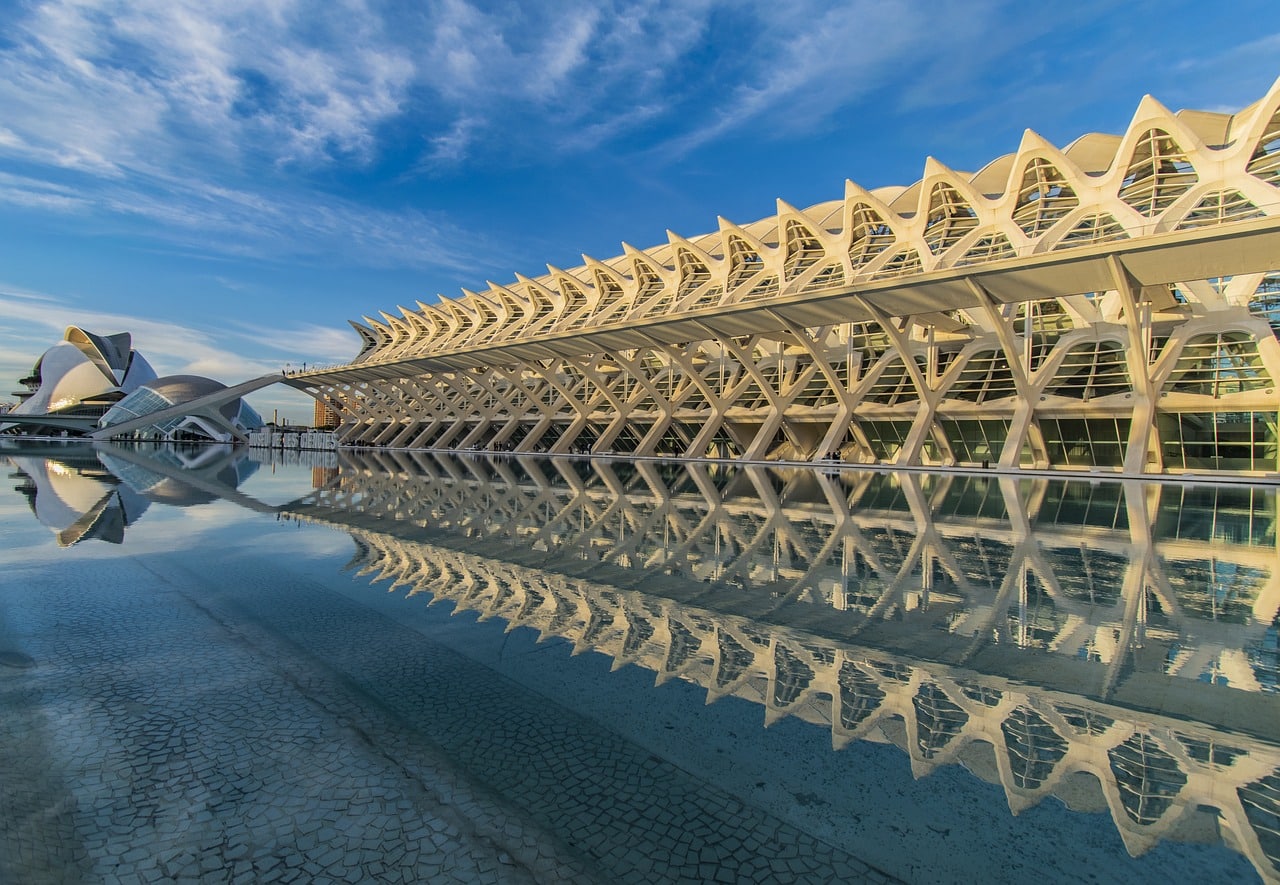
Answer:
[0,440,1276,883]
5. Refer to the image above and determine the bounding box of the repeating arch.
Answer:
[1118,128,1199,217]
[300,78,1280,478]
[1013,158,1079,237]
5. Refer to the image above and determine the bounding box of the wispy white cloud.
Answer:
[225,321,359,366]
[2,0,413,173]
[0,0,463,271]
[0,0,1042,205]
[403,0,717,167]
[2,0,1264,278]
[655,0,1011,156]
[0,171,94,212]
[416,116,480,171]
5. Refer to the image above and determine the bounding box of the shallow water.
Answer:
[0,440,1276,883]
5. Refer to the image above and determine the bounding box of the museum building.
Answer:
[287,78,1280,476]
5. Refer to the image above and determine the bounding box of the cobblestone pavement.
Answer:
[0,544,900,883]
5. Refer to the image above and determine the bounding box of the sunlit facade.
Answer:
[2,327,157,434]
[293,79,1280,475]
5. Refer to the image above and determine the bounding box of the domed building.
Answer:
[98,375,264,443]
[3,327,157,434]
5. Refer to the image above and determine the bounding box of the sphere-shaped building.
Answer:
[98,375,264,443]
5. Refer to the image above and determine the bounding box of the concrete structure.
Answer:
[2,327,157,435]
[313,398,339,429]
[96,374,265,443]
[289,78,1280,476]
[3,330,273,444]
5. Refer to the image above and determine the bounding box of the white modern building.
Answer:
[4,329,267,443]
[289,77,1280,476]
[3,327,157,433]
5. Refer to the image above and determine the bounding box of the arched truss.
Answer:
[285,453,1280,881]
[291,78,1280,475]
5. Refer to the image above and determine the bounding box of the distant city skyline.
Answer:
[1,0,1275,423]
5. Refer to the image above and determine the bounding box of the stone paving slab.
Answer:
[0,539,904,883]
[0,554,602,884]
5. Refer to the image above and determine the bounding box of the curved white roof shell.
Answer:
[10,326,156,417]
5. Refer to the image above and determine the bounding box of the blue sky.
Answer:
[0,0,1276,423]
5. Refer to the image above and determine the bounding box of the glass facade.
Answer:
[101,387,175,427]
[938,418,1010,465]
[1039,417,1130,468]
[98,379,263,442]
[1158,411,1280,473]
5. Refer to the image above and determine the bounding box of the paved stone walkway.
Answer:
[0,545,899,883]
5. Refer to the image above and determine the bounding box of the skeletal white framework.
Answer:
[291,78,1280,475]
[287,452,1280,880]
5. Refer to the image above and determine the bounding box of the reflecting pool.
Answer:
[1,440,1277,883]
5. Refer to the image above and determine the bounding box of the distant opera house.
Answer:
[284,77,1280,477]
[2,326,263,443]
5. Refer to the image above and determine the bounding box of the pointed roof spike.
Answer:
[776,197,801,216]
[923,155,952,178]
[581,253,614,270]
[1133,93,1173,121]
[347,319,379,349]
[669,231,705,252]
[1017,129,1058,154]
[844,178,897,212]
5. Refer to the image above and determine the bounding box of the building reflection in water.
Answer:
[284,450,1279,881]
[2,441,260,545]
[5,441,1277,878]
